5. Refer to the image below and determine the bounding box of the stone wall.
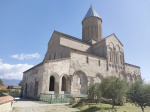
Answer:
[22,58,71,99]
[125,63,141,82]
[42,58,70,94]
[22,62,45,99]
[70,51,107,78]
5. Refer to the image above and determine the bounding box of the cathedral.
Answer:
[21,6,141,99]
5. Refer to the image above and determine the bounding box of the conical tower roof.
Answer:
[83,5,101,20]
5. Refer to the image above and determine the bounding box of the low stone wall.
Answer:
[0,101,12,112]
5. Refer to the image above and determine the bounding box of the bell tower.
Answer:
[82,6,102,43]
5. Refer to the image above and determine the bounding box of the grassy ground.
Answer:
[72,102,150,112]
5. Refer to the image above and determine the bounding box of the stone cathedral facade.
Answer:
[21,6,141,99]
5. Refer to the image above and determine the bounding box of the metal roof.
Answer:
[83,6,101,20]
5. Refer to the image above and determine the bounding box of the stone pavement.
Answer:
[11,98,80,112]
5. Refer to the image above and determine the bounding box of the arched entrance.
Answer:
[72,71,87,94]
[49,76,55,91]
[49,73,59,93]
[61,76,66,91]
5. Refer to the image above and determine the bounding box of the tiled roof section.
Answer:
[0,95,14,104]
[125,63,140,68]
[0,85,8,89]
[54,30,91,45]
[84,6,101,20]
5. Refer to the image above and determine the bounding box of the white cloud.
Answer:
[10,53,40,60]
[0,59,33,80]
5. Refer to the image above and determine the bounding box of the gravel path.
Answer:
[11,99,80,112]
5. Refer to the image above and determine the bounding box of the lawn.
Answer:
[72,102,150,112]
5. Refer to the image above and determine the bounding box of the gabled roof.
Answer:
[54,30,91,45]
[83,5,101,20]
[103,33,123,46]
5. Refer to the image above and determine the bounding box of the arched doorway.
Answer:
[61,76,66,91]
[49,76,55,91]
[73,71,87,94]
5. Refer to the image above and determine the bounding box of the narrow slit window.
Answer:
[120,55,122,64]
[86,57,89,64]
[98,60,100,66]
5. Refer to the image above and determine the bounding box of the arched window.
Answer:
[61,76,66,91]
[120,54,123,65]
[129,74,133,82]
[116,52,118,64]
[113,52,115,63]
[49,76,55,91]
[109,51,112,62]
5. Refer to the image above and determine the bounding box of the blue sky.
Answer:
[0,0,150,80]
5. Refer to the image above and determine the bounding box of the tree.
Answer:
[127,80,150,112]
[86,83,101,99]
[0,79,3,86]
[100,76,128,108]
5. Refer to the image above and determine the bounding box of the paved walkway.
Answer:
[12,99,80,112]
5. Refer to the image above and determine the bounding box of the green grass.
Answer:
[72,102,150,112]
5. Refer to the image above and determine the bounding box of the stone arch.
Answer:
[62,76,66,91]
[94,73,103,83]
[118,51,124,65]
[109,42,114,49]
[116,45,120,51]
[49,76,55,91]
[128,73,133,82]
[61,74,70,93]
[133,74,137,82]
[72,70,87,94]
[108,48,112,62]
[49,72,59,93]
